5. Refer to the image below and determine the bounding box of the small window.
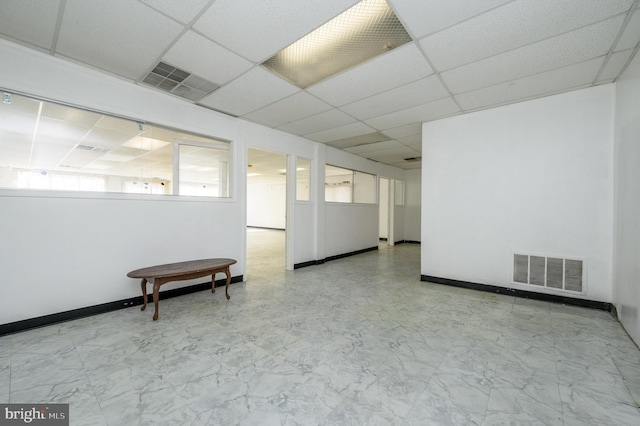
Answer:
[178,141,229,197]
[394,180,405,205]
[354,171,376,203]
[325,164,375,204]
[296,157,310,201]
[0,92,231,197]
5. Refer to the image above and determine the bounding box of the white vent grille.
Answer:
[513,254,584,293]
[75,145,110,153]
[142,62,219,102]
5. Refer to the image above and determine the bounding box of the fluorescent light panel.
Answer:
[261,0,411,89]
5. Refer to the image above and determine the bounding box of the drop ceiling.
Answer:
[1,0,639,170]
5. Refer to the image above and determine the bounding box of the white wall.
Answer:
[247,181,286,229]
[393,195,405,243]
[0,192,243,324]
[613,53,640,345]
[422,85,615,302]
[379,178,389,239]
[404,169,421,242]
[325,204,379,257]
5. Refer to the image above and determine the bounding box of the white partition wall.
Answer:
[404,169,421,242]
[422,85,615,303]
[613,53,640,345]
[0,194,241,324]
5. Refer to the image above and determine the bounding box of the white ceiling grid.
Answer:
[0,0,639,170]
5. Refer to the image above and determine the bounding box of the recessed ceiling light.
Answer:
[261,0,411,88]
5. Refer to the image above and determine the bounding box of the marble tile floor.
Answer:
[1,237,639,425]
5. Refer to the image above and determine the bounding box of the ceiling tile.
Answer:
[365,97,460,130]
[244,92,333,128]
[163,31,253,85]
[307,43,433,106]
[306,122,377,144]
[363,146,419,162]
[326,132,390,149]
[388,0,511,39]
[615,10,640,51]
[381,123,422,139]
[344,140,402,154]
[139,0,211,24]
[598,50,635,82]
[278,109,357,135]
[441,15,625,94]
[339,75,449,120]
[0,0,61,51]
[193,0,360,62]
[198,67,299,116]
[420,0,633,72]
[57,0,184,80]
[397,134,421,147]
[455,57,604,111]
[389,159,421,170]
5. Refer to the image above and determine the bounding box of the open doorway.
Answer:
[246,148,287,279]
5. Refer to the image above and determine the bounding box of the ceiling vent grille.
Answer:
[75,145,110,153]
[513,254,584,293]
[142,62,219,102]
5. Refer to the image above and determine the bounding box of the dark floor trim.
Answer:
[395,240,421,245]
[293,260,324,269]
[247,226,285,231]
[293,246,378,269]
[325,246,378,262]
[422,275,612,312]
[0,276,243,336]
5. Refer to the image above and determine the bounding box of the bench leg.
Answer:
[140,279,148,311]
[152,280,162,321]
[225,266,231,300]
[211,272,216,293]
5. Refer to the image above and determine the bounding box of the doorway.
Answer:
[246,147,287,279]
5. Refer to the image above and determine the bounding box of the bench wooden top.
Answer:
[127,258,237,280]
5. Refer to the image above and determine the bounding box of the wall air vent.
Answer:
[513,253,584,293]
[142,62,219,102]
[404,157,421,162]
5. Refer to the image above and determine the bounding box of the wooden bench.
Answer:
[127,258,237,320]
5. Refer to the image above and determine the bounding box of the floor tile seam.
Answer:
[478,332,511,421]
[6,362,11,403]
[611,357,640,409]
[76,365,110,426]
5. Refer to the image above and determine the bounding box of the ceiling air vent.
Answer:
[75,145,110,153]
[404,157,421,162]
[142,62,219,102]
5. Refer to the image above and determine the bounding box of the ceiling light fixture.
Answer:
[261,0,411,89]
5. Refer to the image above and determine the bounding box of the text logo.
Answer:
[0,404,68,425]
